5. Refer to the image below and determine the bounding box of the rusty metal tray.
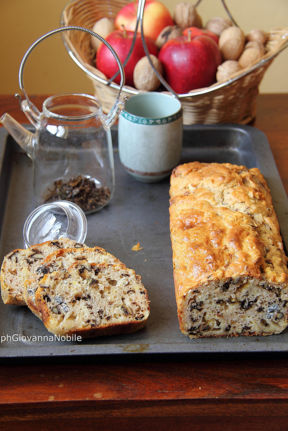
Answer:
[0,124,287,358]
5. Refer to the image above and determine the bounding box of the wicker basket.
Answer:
[61,0,288,125]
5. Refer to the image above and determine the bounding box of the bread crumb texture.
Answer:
[1,241,150,339]
[0,239,84,306]
[36,261,149,337]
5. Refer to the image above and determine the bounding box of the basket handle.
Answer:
[102,0,238,97]
[17,26,125,125]
[107,0,145,86]
[220,0,239,27]
[139,0,238,98]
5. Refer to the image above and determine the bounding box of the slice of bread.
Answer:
[0,238,85,305]
[24,246,121,317]
[35,261,150,337]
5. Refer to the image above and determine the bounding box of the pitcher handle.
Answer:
[18,26,125,127]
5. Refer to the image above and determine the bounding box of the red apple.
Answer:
[159,34,222,93]
[183,27,219,44]
[96,29,158,86]
[115,0,173,41]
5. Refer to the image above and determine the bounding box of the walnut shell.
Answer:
[238,41,264,69]
[219,26,245,60]
[133,55,163,91]
[91,18,114,51]
[173,2,202,29]
[205,16,232,36]
[156,25,182,48]
[216,60,241,82]
[245,40,265,55]
[246,29,268,46]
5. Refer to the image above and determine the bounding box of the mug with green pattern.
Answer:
[118,92,183,182]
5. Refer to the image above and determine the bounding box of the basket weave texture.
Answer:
[62,0,288,125]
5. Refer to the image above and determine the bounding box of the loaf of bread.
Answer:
[35,261,150,337]
[24,246,121,317]
[170,162,288,338]
[0,238,85,305]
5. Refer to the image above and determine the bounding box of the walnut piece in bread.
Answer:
[170,162,288,338]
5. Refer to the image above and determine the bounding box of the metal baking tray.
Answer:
[0,124,287,358]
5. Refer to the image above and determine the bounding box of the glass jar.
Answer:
[34,93,115,214]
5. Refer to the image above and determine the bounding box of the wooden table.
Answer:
[0,94,288,431]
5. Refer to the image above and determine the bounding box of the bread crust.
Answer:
[170,162,288,338]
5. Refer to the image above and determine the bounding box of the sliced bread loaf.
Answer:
[35,262,150,337]
[0,238,84,305]
[24,246,121,317]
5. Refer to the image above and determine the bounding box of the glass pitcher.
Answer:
[1,26,125,214]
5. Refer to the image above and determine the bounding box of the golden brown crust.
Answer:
[169,162,288,337]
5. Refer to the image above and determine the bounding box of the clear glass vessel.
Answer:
[23,200,87,248]
[34,93,115,213]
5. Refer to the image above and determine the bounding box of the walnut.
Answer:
[133,55,163,91]
[91,17,114,51]
[246,29,268,46]
[156,25,182,49]
[238,41,264,69]
[173,2,202,29]
[205,16,232,36]
[219,26,245,60]
[245,40,265,55]
[216,60,241,82]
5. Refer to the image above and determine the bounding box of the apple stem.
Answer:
[187,29,192,42]
[121,24,127,38]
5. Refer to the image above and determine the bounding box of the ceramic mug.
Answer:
[118,92,183,182]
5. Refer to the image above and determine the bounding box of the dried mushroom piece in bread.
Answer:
[35,262,150,337]
[24,246,121,318]
[0,238,85,305]
[169,162,288,338]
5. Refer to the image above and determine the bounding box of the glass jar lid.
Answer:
[23,201,87,248]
